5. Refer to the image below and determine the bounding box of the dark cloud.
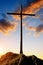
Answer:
[0,19,18,34]
[36,24,43,32]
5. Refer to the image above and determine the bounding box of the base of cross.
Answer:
[18,53,23,65]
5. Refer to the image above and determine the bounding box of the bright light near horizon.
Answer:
[0,48,5,57]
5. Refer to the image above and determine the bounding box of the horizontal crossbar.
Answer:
[7,13,35,16]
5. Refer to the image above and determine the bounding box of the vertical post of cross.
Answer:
[20,2,23,54]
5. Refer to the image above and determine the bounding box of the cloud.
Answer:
[25,26,36,32]
[24,23,43,37]
[22,0,43,22]
[27,32,31,36]
[31,14,43,22]
[0,19,18,34]
[11,0,43,21]
[26,24,43,33]
[22,0,43,14]
[12,15,20,20]
[36,24,43,33]
[40,18,43,22]
[33,32,40,37]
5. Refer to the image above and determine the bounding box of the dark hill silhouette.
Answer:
[0,52,19,65]
[0,52,43,65]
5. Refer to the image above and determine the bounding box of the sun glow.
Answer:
[0,48,5,57]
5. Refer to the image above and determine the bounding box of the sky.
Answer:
[0,0,43,59]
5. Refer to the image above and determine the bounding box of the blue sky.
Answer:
[0,0,43,59]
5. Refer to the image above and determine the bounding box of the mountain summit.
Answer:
[0,52,43,65]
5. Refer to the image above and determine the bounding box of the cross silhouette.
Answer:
[7,3,35,54]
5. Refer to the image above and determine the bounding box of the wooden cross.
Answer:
[7,4,35,54]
